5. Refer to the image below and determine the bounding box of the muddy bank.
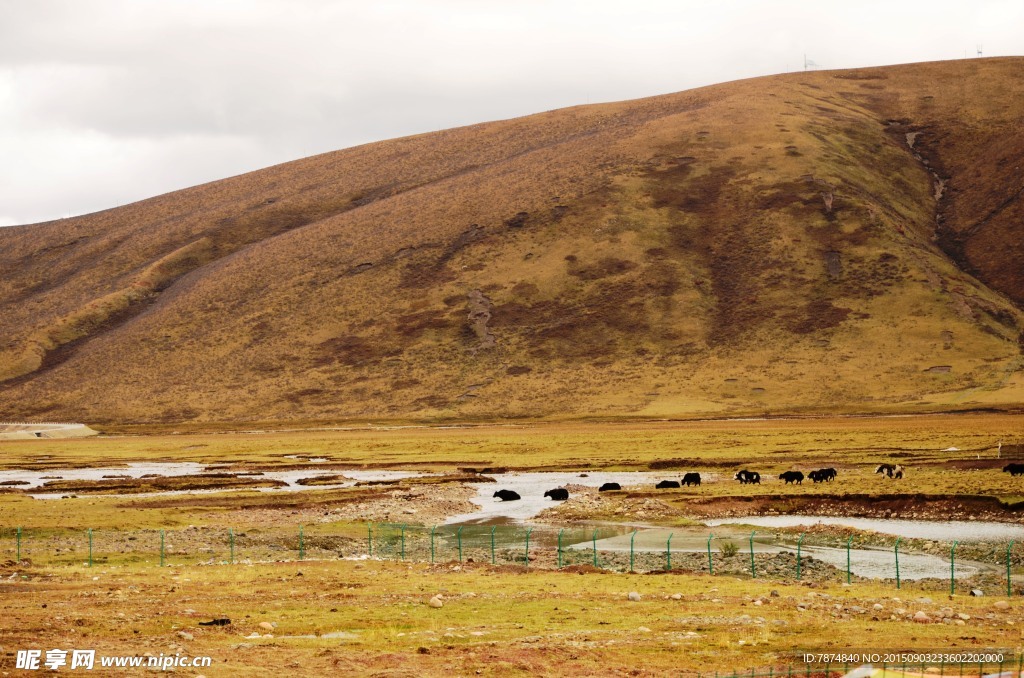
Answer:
[31,473,288,494]
[681,493,1024,522]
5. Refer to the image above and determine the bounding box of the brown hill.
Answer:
[1,58,1023,424]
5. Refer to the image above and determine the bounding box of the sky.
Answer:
[1,0,1022,227]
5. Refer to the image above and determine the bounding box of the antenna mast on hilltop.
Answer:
[803,54,821,71]
[976,44,983,57]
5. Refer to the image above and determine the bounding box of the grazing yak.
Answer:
[682,472,701,486]
[875,464,905,479]
[1004,463,1024,477]
[544,488,569,501]
[599,482,621,492]
[493,489,521,501]
[734,470,761,484]
[655,480,681,489]
[779,471,804,485]
[808,468,836,483]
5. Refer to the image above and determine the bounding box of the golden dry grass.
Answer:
[0,59,1023,423]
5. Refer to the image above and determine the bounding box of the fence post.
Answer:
[895,537,902,589]
[430,526,436,564]
[706,532,713,575]
[846,535,853,584]
[299,525,305,561]
[457,526,464,562]
[400,524,407,561]
[557,529,564,569]
[629,530,637,573]
[525,528,533,567]
[229,527,235,565]
[592,529,599,569]
[1007,540,1015,598]
[367,523,373,556]
[16,526,21,563]
[949,540,958,596]
[160,529,165,567]
[749,531,756,579]
[667,533,674,571]
[490,525,497,565]
[796,532,805,580]
[88,528,93,567]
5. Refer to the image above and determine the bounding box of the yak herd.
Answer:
[489,462,1024,502]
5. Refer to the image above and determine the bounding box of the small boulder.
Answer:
[994,601,1010,610]
[628,592,642,602]
[428,596,444,609]
[259,622,275,632]
[872,604,884,611]
[176,631,193,641]
[670,593,682,600]
[913,611,930,623]
[957,613,970,620]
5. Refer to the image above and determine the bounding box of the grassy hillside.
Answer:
[0,58,1022,423]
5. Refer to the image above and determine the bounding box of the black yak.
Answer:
[544,488,569,500]
[734,470,760,484]
[779,471,804,485]
[1003,463,1024,477]
[493,489,521,501]
[682,472,701,486]
[655,480,680,489]
[599,482,621,492]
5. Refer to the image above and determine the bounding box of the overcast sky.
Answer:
[1,0,1022,227]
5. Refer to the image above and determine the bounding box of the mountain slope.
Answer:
[1,58,1023,423]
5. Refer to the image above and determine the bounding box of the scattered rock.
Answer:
[913,611,931,623]
[637,626,651,633]
[670,594,682,600]
[957,613,970,620]
[259,622,275,632]
[628,592,642,602]
[994,601,1010,610]
[176,631,193,641]
[873,604,884,611]
[970,589,984,597]
[753,600,763,606]
[428,596,444,609]
[770,590,780,598]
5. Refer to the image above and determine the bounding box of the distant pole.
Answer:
[629,530,637,573]
[299,525,305,561]
[950,541,958,595]
[667,533,674,571]
[524,528,533,567]
[557,529,564,569]
[16,526,21,563]
[592,529,599,568]
[160,529,165,567]
[1008,541,1016,597]
[490,526,496,565]
[706,533,713,575]
[88,528,93,568]
[846,536,854,584]
[229,528,234,565]
[430,526,436,564]
[457,526,464,562]
[749,531,757,579]
[797,533,806,580]
[895,538,902,589]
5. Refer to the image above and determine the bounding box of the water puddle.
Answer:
[445,471,706,524]
[0,463,428,499]
[573,529,983,580]
[705,515,1024,543]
